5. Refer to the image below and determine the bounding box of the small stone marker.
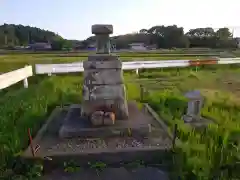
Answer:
[183,90,204,123]
[82,24,129,123]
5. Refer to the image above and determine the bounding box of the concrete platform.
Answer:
[21,102,172,166]
[182,114,212,129]
[59,102,153,138]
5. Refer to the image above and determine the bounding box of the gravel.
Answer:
[46,136,170,153]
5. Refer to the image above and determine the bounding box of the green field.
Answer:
[0,49,239,72]
[1,48,240,55]
[0,54,240,179]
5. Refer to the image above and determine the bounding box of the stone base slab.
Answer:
[183,114,201,123]
[21,104,172,167]
[59,102,150,138]
[182,115,212,129]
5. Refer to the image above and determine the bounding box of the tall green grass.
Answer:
[144,86,239,179]
[1,65,240,179]
[0,74,143,178]
[0,76,83,176]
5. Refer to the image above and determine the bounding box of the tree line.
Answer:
[83,25,239,49]
[0,24,76,50]
[0,24,239,50]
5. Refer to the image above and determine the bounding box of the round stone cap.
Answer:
[92,24,113,35]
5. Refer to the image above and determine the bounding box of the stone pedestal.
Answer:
[183,90,203,123]
[81,25,129,121]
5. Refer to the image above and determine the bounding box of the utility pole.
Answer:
[28,31,32,44]
[3,30,8,46]
[4,34,7,46]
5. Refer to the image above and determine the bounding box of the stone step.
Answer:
[41,167,169,180]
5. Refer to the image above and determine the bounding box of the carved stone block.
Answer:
[83,69,123,85]
[82,84,126,101]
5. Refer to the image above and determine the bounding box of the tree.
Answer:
[1,23,237,50]
[0,24,63,47]
[0,24,82,50]
[215,28,236,48]
[76,25,239,50]
[145,25,188,48]
[216,28,232,40]
[186,28,217,48]
[139,29,148,34]
[51,37,65,50]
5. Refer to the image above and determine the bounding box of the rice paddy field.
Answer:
[0,53,240,179]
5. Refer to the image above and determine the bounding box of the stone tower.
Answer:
[81,24,129,121]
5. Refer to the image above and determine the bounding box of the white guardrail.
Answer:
[35,58,240,75]
[0,66,33,90]
[2,58,240,90]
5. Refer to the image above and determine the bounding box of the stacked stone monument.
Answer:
[59,24,150,138]
[81,24,129,126]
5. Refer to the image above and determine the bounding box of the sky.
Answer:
[1,0,240,40]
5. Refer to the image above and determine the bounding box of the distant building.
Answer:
[129,43,147,51]
[87,42,96,51]
[28,42,52,50]
[147,44,157,50]
[14,46,27,50]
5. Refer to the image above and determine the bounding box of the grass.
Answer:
[135,68,240,179]
[0,54,240,179]
[0,73,142,179]
[0,76,82,171]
